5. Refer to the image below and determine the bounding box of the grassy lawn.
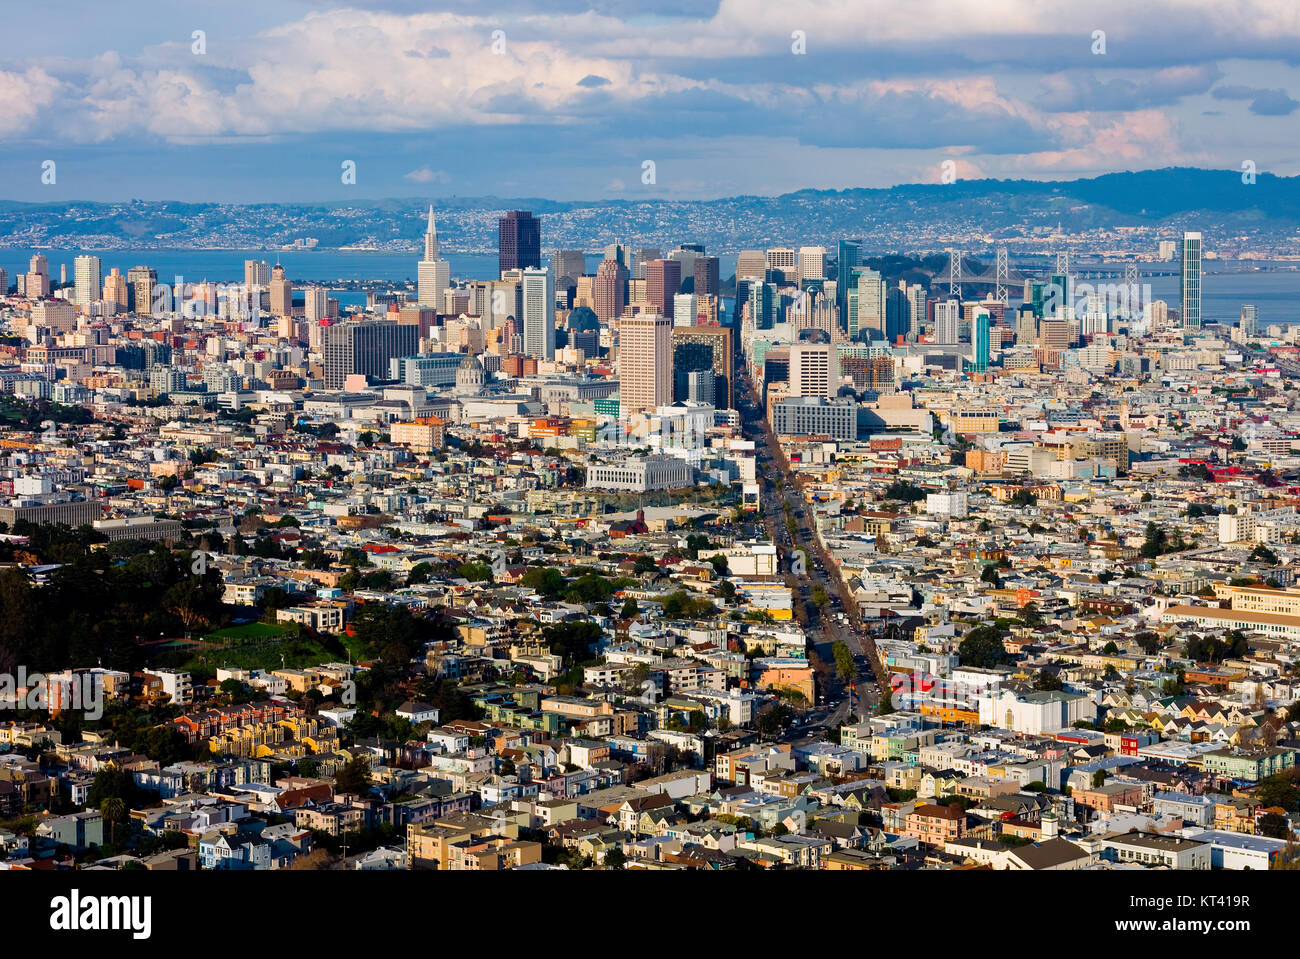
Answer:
[179,621,350,673]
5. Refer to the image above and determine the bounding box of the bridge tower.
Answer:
[995,246,1009,303]
[947,249,962,297]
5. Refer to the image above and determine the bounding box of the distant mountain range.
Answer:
[1,168,1297,255]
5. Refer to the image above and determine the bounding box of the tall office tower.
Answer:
[671,325,733,408]
[552,249,586,283]
[30,253,49,282]
[521,266,556,361]
[854,268,885,338]
[323,320,419,389]
[1150,299,1169,329]
[127,266,156,314]
[764,247,796,284]
[789,342,838,398]
[619,312,672,413]
[631,248,661,281]
[1240,304,1258,336]
[244,259,270,290]
[1038,318,1072,351]
[594,258,628,326]
[603,242,627,268]
[498,210,541,275]
[1179,231,1202,329]
[646,259,682,320]
[304,286,329,323]
[102,268,128,312]
[736,250,766,280]
[269,265,293,316]
[972,311,991,371]
[693,255,720,298]
[748,281,779,330]
[885,284,909,342]
[798,246,827,283]
[837,239,860,318]
[935,299,961,345]
[668,248,698,289]
[1158,239,1177,261]
[1015,310,1037,346]
[674,293,697,327]
[417,206,451,308]
[73,255,102,307]
[0,269,7,296]
[684,369,715,405]
[906,284,927,342]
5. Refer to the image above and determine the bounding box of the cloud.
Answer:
[1035,65,1223,113]
[1211,83,1299,116]
[404,166,451,183]
[577,74,611,87]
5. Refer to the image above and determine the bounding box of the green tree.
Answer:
[334,755,373,796]
[958,625,1008,669]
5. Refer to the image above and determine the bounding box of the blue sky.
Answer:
[2,0,1299,202]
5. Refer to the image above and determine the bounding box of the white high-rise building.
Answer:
[417,206,450,308]
[619,312,672,413]
[798,246,826,283]
[74,255,102,307]
[521,267,555,361]
[1180,231,1202,329]
[935,299,960,345]
[673,293,697,327]
[789,342,838,398]
[304,286,329,324]
[765,248,797,275]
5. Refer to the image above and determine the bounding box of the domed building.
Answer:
[454,352,487,396]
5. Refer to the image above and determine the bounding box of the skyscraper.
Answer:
[798,246,826,283]
[594,259,627,326]
[128,266,157,315]
[552,249,586,282]
[736,250,766,281]
[748,281,779,330]
[520,267,555,361]
[646,259,682,320]
[499,210,541,275]
[837,239,861,305]
[671,325,732,409]
[304,286,329,324]
[693,256,720,298]
[102,268,128,312]
[852,268,885,339]
[619,312,672,413]
[972,310,991,371]
[1240,304,1258,336]
[935,299,960,345]
[789,342,838,398]
[269,265,293,317]
[323,320,419,390]
[244,259,270,290]
[74,255,102,307]
[1180,231,1202,329]
[417,206,450,309]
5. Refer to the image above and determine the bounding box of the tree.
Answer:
[1034,670,1063,691]
[100,797,126,846]
[334,755,373,796]
[620,597,639,619]
[958,625,1008,669]
[832,641,856,683]
[980,564,1002,588]
[1091,769,1108,789]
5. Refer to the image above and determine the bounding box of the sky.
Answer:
[2,0,1300,203]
